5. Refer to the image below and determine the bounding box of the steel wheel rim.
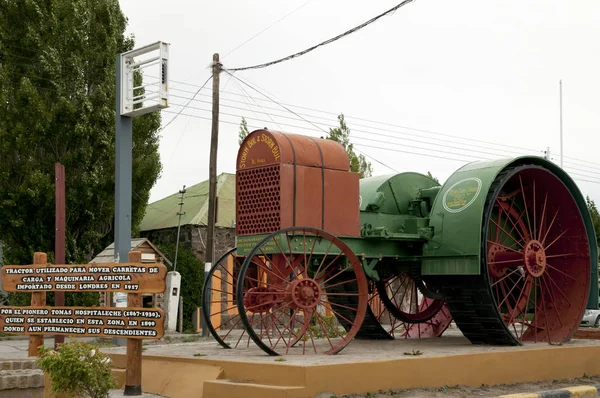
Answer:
[484,165,591,343]
[235,226,368,355]
[376,273,444,323]
[368,276,453,339]
[201,248,253,349]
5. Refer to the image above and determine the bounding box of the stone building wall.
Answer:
[141,225,235,264]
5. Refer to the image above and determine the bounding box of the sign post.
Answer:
[0,250,166,395]
[28,252,47,356]
[125,250,143,395]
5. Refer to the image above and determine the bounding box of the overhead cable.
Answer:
[227,0,415,71]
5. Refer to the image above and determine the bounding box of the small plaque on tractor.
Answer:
[442,177,482,213]
[236,234,280,256]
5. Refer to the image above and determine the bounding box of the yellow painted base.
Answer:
[105,344,600,398]
[108,354,224,397]
[43,373,72,398]
[43,367,130,397]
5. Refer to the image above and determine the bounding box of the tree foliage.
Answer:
[0,0,161,274]
[157,243,204,332]
[587,196,600,249]
[327,114,372,178]
[238,117,249,145]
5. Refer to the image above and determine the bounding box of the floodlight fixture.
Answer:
[120,41,170,117]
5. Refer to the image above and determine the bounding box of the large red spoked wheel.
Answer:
[202,248,254,349]
[485,165,591,343]
[236,227,368,355]
[369,275,453,338]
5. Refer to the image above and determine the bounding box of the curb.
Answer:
[498,384,600,397]
[0,360,43,391]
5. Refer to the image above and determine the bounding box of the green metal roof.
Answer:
[139,172,236,231]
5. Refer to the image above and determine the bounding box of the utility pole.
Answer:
[203,53,221,337]
[544,146,551,160]
[559,79,563,168]
[173,185,186,273]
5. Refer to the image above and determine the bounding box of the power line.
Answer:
[166,103,493,163]
[227,0,415,71]
[167,87,600,178]
[170,81,540,155]
[165,72,236,168]
[225,70,401,172]
[159,75,212,133]
[160,108,600,186]
[222,0,316,59]
[231,77,284,131]
[563,155,600,169]
[164,75,600,178]
[168,97,537,160]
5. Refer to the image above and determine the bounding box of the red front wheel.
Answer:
[235,227,368,355]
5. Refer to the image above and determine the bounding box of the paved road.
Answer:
[0,337,97,360]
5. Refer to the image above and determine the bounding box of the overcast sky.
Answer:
[118,0,600,207]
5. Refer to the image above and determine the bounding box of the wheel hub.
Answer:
[244,287,280,313]
[488,244,508,278]
[523,240,546,277]
[289,278,321,310]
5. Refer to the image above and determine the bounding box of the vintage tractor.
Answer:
[202,129,598,355]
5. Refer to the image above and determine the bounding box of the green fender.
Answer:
[421,156,598,309]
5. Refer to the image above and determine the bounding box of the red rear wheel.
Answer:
[486,165,590,343]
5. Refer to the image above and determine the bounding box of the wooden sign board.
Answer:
[0,306,165,339]
[1,263,167,293]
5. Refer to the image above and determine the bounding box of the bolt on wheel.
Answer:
[236,226,368,355]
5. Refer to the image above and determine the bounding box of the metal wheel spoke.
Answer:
[541,208,560,246]
[538,192,549,241]
[489,220,525,250]
[321,299,358,313]
[544,229,569,251]
[533,180,537,239]
[323,277,358,290]
[496,198,528,246]
[540,274,563,328]
[518,176,534,238]
[545,263,576,281]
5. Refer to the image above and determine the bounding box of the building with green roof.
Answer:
[139,172,236,262]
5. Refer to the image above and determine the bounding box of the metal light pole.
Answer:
[115,41,170,396]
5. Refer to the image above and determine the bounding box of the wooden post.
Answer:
[202,52,220,337]
[54,163,66,349]
[124,250,142,396]
[28,252,47,357]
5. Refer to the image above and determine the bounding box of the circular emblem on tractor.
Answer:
[442,177,482,213]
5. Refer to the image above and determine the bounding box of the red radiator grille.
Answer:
[236,165,281,236]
